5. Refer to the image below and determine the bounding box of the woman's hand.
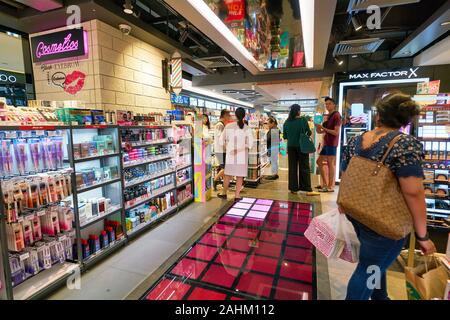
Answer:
[418,239,436,256]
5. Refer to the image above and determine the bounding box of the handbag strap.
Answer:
[372,133,403,176]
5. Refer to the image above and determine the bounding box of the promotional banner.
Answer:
[224,0,245,22]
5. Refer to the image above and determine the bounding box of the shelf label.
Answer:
[19,125,56,131]
[25,214,36,221]
[84,124,107,129]
[19,253,30,261]
[37,210,46,217]
[5,131,17,139]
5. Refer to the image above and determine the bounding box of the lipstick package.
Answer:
[40,208,60,236]
[29,138,41,172]
[58,207,73,231]
[6,223,25,252]
[28,182,39,209]
[9,255,26,287]
[32,215,42,242]
[22,219,34,247]
[38,179,49,207]
[35,242,52,270]
[23,248,40,277]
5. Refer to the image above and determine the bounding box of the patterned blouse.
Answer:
[341,131,424,178]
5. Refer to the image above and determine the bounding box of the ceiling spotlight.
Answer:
[351,16,363,32]
[334,58,344,66]
[123,0,133,15]
[441,21,450,26]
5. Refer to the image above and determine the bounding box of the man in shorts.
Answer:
[315,97,342,193]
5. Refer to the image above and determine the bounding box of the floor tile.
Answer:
[275,279,312,300]
[199,233,228,247]
[287,235,312,249]
[254,242,282,258]
[236,273,274,298]
[201,264,239,288]
[284,246,313,264]
[187,287,227,300]
[170,258,208,279]
[246,255,279,275]
[146,278,191,300]
[288,223,308,234]
[215,249,248,269]
[225,237,251,252]
[187,244,218,261]
[259,230,285,244]
[279,261,313,283]
[233,227,259,239]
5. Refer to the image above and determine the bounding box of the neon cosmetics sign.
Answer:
[31,28,87,63]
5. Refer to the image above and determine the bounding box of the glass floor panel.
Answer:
[142,198,316,300]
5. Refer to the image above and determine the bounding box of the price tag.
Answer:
[58,235,67,242]
[5,131,17,139]
[19,253,30,261]
[25,214,35,221]
[35,130,45,136]
[37,210,46,217]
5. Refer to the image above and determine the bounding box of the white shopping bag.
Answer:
[304,209,360,263]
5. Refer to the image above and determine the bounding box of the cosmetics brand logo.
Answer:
[50,70,86,95]
[0,74,17,83]
[31,28,87,63]
[348,68,420,81]
[36,34,79,59]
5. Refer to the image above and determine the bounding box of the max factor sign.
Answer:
[30,28,87,63]
[348,68,420,80]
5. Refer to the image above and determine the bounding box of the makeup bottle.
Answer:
[81,239,90,259]
[100,230,109,248]
[89,235,101,254]
[106,226,115,243]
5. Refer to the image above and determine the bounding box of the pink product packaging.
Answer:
[22,220,34,247]
[35,242,52,270]
[446,233,450,262]
[40,208,60,236]
[6,223,25,252]
[32,216,42,242]
[58,207,73,232]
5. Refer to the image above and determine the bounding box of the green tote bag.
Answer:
[299,118,316,154]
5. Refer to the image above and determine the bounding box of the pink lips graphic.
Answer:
[64,71,86,95]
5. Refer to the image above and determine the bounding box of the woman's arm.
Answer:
[399,176,436,255]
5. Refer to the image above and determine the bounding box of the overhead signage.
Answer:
[170,93,190,106]
[347,67,421,81]
[0,70,26,85]
[30,28,88,63]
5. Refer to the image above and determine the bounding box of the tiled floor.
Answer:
[143,198,316,300]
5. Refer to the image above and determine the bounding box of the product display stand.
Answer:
[246,125,269,188]
[0,122,195,300]
[193,118,212,203]
[0,125,80,300]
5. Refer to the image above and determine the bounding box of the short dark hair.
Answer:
[324,97,336,104]
[220,109,230,119]
[376,93,419,128]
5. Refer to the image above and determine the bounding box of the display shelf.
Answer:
[428,208,450,214]
[176,163,192,171]
[80,206,123,229]
[123,155,173,169]
[77,177,122,193]
[176,179,192,188]
[127,206,177,238]
[123,139,173,149]
[177,196,194,209]
[125,185,176,211]
[71,125,118,130]
[74,153,120,163]
[124,169,175,188]
[118,124,172,129]
[83,237,126,267]
[12,262,79,300]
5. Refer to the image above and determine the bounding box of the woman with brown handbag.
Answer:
[339,93,436,300]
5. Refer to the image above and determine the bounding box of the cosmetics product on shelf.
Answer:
[23,248,40,277]
[22,220,34,247]
[76,166,119,189]
[9,255,26,287]
[35,242,52,270]
[89,235,101,255]
[32,215,42,242]
[81,239,90,259]
[123,145,175,166]
[58,207,74,232]
[74,135,115,160]
[6,223,25,252]
[105,220,123,239]
[99,230,109,249]
[106,226,116,244]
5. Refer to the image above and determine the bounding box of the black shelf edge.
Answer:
[123,155,173,169]
[80,207,123,229]
[82,237,126,267]
[77,178,122,193]
[124,170,176,189]
[122,139,174,149]
[176,179,193,188]
[127,207,178,238]
[0,125,71,131]
[176,163,193,171]
[118,124,173,129]
[125,186,176,211]
[74,153,120,163]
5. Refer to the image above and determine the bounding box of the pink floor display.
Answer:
[144,198,316,300]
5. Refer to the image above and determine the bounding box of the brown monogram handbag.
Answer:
[337,134,414,240]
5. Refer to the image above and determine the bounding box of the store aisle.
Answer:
[48,199,225,300]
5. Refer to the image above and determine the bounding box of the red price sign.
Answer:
[224,0,245,22]
[19,125,56,131]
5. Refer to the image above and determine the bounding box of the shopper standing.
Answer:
[315,97,342,193]
[213,109,231,191]
[283,104,316,195]
[265,116,280,180]
[218,107,253,200]
[341,93,436,300]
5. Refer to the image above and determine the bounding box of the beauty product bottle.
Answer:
[106,226,115,243]
[100,230,109,248]
[89,235,101,254]
[81,239,90,259]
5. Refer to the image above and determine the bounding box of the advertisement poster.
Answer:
[224,0,245,22]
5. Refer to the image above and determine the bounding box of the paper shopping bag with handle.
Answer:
[405,256,449,300]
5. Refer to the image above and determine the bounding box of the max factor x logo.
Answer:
[349,68,420,80]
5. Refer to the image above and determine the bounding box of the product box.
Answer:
[91,110,105,124]
[444,280,450,300]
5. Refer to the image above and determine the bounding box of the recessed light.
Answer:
[351,55,358,58]
[123,0,133,14]
[441,21,450,26]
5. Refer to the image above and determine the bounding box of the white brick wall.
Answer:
[32,19,171,113]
